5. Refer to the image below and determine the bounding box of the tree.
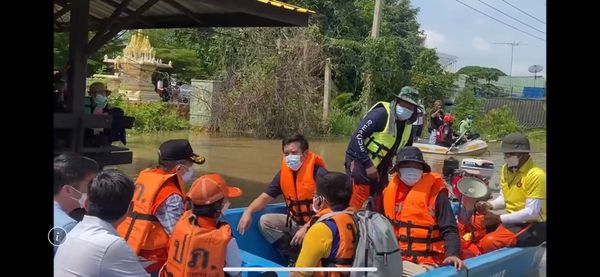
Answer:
[457,66,506,83]
[54,32,126,75]
[153,48,204,82]
[457,66,509,97]
[476,106,521,139]
[292,0,423,102]
[411,48,456,107]
[452,86,483,125]
[140,29,211,82]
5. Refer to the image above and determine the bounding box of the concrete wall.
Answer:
[189,80,222,128]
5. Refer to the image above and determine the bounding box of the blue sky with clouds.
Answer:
[410,0,546,77]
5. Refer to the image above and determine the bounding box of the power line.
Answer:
[454,0,545,42]
[501,0,546,25]
[478,0,545,35]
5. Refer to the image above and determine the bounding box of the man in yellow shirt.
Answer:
[475,133,546,252]
[291,172,356,277]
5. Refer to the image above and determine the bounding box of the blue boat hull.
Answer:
[222,203,545,277]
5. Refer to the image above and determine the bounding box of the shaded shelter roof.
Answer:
[54,0,314,32]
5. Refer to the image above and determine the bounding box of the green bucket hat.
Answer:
[500,133,531,153]
[396,86,420,106]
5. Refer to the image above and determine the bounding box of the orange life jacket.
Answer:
[457,213,486,259]
[116,168,186,273]
[382,173,447,265]
[160,210,232,277]
[310,207,357,277]
[280,151,326,225]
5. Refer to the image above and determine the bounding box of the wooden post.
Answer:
[323,58,331,121]
[302,39,309,74]
[276,38,281,54]
[67,0,89,153]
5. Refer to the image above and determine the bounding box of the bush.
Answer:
[451,86,483,126]
[212,28,324,138]
[109,93,189,133]
[323,108,360,136]
[476,105,521,140]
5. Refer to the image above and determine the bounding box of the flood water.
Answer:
[114,131,546,207]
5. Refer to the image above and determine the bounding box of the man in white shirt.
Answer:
[412,105,425,142]
[54,169,149,277]
[53,153,100,254]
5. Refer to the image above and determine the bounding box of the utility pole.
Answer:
[371,0,383,38]
[360,0,383,113]
[494,42,524,97]
[323,58,331,121]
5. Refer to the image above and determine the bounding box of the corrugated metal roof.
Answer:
[55,0,314,31]
[482,98,546,129]
[257,0,315,13]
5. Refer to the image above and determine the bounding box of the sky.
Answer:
[411,0,546,77]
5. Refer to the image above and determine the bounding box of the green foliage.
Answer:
[411,48,457,106]
[109,94,189,133]
[451,86,483,125]
[212,28,324,138]
[293,0,423,102]
[457,66,508,97]
[476,106,521,139]
[323,108,361,136]
[332,92,361,115]
[457,66,506,82]
[153,48,203,82]
[53,32,126,75]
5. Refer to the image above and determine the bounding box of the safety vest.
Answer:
[280,151,325,225]
[364,101,413,168]
[117,168,185,273]
[161,211,231,277]
[383,173,447,265]
[460,120,472,133]
[311,207,357,277]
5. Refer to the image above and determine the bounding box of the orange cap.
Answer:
[187,174,242,205]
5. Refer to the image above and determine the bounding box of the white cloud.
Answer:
[472,37,491,52]
[423,29,446,48]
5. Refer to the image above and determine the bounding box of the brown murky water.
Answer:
[114,131,546,207]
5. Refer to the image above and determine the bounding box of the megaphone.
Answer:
[456,177,490,225]
[457,177,490,200]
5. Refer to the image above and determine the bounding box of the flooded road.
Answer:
[115,131,546,207]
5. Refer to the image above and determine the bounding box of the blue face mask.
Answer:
[395,105,414,121]
[95,94,107,108]
[285,154,303,171]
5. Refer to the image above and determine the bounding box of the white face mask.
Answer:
[395,105,414,121]
[505,155,520,169]
[220,201,231,217]
[69,186,87,208]
[182,166,194,183]
[312,195,324,213]
[399,168,423,186]
[285,154,303,171]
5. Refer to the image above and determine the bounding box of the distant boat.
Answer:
[414,139,489,156]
